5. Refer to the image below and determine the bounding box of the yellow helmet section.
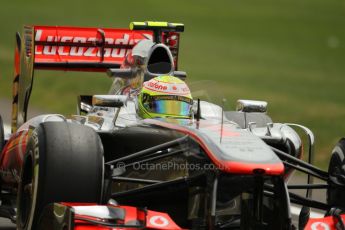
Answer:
[141,75,191,97]
[138,75,193,119]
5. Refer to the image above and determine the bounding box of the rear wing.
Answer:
[11,22,184,132]
[34,26,153,70]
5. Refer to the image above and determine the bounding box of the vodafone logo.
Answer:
[146,82,168,91]
[149,215,169,227]
[144,80,190,95]
[310,222,330,230]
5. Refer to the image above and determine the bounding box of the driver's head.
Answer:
[138,75,193,119]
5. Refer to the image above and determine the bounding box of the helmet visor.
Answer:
[142,94,192,117]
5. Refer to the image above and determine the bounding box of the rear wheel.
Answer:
[17,122,104,229]
[327,138,345,209]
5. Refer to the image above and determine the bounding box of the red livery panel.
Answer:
[59,203,183,230]
[305,215,345,230]
[34,26,153,68]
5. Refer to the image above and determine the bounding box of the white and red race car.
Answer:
[0,21,344,230]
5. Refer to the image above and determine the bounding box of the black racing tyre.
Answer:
[17,122,104,230]
[0,115,4,153]
[327,138,345,209]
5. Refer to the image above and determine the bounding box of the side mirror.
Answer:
[236,99,268,113]
[92,95,128,108]
[107,68,136,79]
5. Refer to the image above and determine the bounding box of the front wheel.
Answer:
[17,122,104,230]
[327,138,345,209]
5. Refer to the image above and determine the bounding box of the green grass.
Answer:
[0,0,344,168]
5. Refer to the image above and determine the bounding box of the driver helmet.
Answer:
[138,75,193,119]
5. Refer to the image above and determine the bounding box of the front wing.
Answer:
[37,202,182,230]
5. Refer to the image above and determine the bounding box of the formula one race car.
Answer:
[0,21,345,230]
